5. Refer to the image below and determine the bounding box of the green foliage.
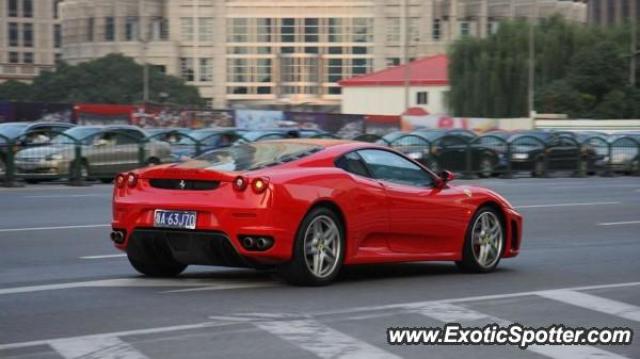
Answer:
[0,54,203,106]
[0,80,32,101]
[448,16,639,119]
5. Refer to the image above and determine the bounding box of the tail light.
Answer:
[251,177,269,194]
[126,173,138,188]
[115,174,126,188]
[233,176,248,191]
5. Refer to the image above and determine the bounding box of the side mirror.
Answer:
[438,170,455,186]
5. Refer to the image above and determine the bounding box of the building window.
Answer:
[154,17,169,40]
[386,18,400,43]
[199,58,213,82]
[460,22,470,37]
[352,58,371,75]
[55,53,62,64]
[328,18,343,42]
[22,0,33,17]
[9,52,19,64]
[305,47,319,54]
[105,17,115,41]
[352,46,368,55]
[416,91,428,105]
[257,87,271,94]
[386,57,400,66]
[54,24,62,48]
[8,0,18,17]
[23,23,33,47]
[181,18,194,41]
[125,16,139,41]
[328,46,342,54]
[487,21,499,35]
[87,18,94,41]
[8,23,19,47]
[432,19,441,40]
[227,58,248,82]
[256,19,271,42]
[327,59,342,83]
[257,59,271,82]
[227,18,248,42]
[54,0,62,19]
[281,18,295,43]
[281,46,294,54]
[23,52,33,64]
[304,18,319,42]
[328,87,341,95]
[180,58,194,81]
[199,18,214,42]
[352,18,373,43]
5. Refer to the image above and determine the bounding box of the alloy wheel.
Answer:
[303,215,341,278]
[471,211,503,269]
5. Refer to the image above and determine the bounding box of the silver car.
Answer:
[14,126,172,183]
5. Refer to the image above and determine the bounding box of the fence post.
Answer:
[462,142,474,179]
[602,143,614,177]
[67,143,88,186]
[574,143,586,178]
[542,147,551,178]
[195,140,202,157]
[633,143,640,177]
[502,142,513,179]
[138,140,147,166]
[1,139,23,187]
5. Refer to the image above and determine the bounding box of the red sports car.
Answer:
[111,139,522,286]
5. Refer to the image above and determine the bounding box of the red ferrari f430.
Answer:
[111,140,522,285]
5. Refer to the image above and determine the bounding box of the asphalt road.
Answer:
[0,177,639,359]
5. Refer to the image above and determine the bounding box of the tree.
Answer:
[0,80,32,101]
[11,54,203,106]
[447,16,637,118]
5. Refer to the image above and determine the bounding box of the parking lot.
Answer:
[1,177,639,358]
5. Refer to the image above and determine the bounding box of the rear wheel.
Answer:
[532,158,545,177]
[127,251,187,277]
[278,207,344,286]
[456,207,504,273]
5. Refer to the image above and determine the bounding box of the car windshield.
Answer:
[0,123,29,138]
[191,142,323,172]
[51,127,101,145]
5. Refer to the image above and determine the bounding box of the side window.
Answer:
[126,129,145,141]
[358,149,433,187]
[335,151,370,178]
[114,132,138,145]
[257,134,285,141]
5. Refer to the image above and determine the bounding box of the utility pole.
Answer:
[139,0,149,103]
[402,0,410,112]
[527,0,538,118]
[631,16,637,86]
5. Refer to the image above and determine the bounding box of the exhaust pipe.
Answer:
[110,231,124,244]
[256,237,270,250]
[242,236,255,250]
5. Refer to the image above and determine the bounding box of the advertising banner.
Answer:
[234,110,285,129]
[401,115,499,133]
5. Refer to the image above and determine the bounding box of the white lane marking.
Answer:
[162,282,276,293]
[255,319,400,359]
[598,220,640,226]
[0,322,231,351]
[50,336,149,359]
[80,254,127,260]
[514,201,620,209]
[0,224,109,233]
[537,290,640,322]
[418,303,627,359]
[312,281,640,317]
[25,194,109,199]
[0,278,273,295]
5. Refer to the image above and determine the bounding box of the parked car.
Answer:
[0,122,76,177]
[171,128,247,161]
[14,125,172,183]
[606,132,640,174]
[145,128,192,143]
[507,131,604,176]
[379,129,502,178]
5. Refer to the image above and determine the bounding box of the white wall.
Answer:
[341,85,449,115]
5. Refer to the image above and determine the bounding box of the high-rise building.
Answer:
[0,0,63,82]
[588,0,639,26]
[60,0,587,111]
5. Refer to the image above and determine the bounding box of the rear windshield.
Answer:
[190,142,323,171]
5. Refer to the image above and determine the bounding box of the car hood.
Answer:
[15,145,73,159]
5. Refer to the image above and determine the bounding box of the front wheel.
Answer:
[278,207,344,286]
[456,207,504,273]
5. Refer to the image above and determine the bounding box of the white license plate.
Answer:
[153,210,197,230]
